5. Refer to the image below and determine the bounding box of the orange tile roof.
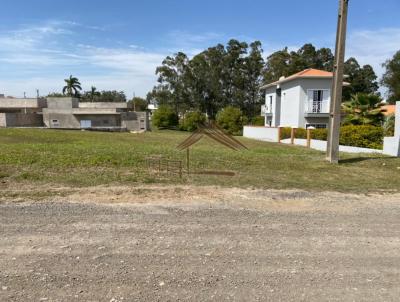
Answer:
[381,104,396,116]
[287,68,333,79]
[261,68,340,89]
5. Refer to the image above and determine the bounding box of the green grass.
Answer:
[0,128,400,193]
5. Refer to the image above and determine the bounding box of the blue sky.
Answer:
[1,0,400,98]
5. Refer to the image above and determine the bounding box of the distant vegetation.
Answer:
[147,41,382,121]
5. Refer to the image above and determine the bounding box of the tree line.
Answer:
[147,40,400,121]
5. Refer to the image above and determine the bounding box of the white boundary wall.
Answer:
[383,101,400,157]
[243,126,280,142]
[281,139,382,154]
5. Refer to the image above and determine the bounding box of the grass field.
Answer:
[0,128,400,193]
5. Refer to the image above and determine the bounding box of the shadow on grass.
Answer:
[339,156,394,164]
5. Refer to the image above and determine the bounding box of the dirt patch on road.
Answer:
[1,182,399,213]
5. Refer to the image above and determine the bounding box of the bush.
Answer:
[280,125,383,149]
[180,111,207,132]
[383,114,396,137]
[152,106,179,129]
[216,106,248,136]
[280,127,308,139]
[251,116,265,126]
[339,125,383,149]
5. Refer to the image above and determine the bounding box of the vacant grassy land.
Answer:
[0,128,399,193]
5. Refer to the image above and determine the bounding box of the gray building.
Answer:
[0,97,46,127]
[0,96,149,131]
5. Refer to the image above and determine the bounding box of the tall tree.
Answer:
[189,44,227,117]
[343,58,379,101]
[153,52,192,113]
[63,75,82,97]
[128,97,148,111]
[263,44,334,83]
[381,50,400,104]
[243,41,265,118]
[263,47,291,83]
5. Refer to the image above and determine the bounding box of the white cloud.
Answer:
[347,28,400,75]
[3,19,398,99]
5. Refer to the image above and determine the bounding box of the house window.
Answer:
[269,96,273,113]
[312,90,323,113]
[306,123,327,129]
[307,90,330,113]
[103,120,109,124]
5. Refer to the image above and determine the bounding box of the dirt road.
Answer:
[1,185,400,301]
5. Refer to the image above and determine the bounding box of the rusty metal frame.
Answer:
[177,121,248,151]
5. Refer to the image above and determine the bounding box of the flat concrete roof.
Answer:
[0,98,45,109]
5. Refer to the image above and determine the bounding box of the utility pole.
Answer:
[326,0,349,164]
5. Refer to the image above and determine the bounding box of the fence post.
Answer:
[291,128,296,145]
[307,128,312,148]
[278,127,282,143]
[187,148,190,174]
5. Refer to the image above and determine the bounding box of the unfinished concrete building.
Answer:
[0,96,149,132]
[0,97,46,127]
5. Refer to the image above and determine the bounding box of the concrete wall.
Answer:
[47,97,79,109]
[43,112,80,128]
[0,113,43,127]
[279,80,301,127]
[0,98,46,109]
[77,115,121,128]
[0,113,6,127]
[79,102,127,109]
[243,126,280,142]
[121,112,149,131]
[383,101,400,157]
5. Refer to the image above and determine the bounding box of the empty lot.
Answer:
[1,186,400,301]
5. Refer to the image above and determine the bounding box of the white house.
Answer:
[260,68,348,129]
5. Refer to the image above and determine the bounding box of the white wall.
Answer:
[281,139,383,154]
[243,126,280,142]
[298,78,332,127]
[383,101,400,157]
[279,80,301,127]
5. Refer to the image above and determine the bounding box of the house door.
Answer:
[80,120,92,128]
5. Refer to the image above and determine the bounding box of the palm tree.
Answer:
[63,75,82,97]
[342,93,385,126]
[88,86,100,102]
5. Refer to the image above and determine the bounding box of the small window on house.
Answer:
[52,120,58,123]
[103,120,109,124]
[306,123,327,129]
[269,96,273,112]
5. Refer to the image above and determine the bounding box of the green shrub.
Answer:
[280,127,308,139]
[339,125,383,149]
[216,106,248,136]
[383,114,396,137]
[152,106,179,129]
[312,128,328,141]
[279,125,383,149]
[251,116,265,126]
[180,111,207,132]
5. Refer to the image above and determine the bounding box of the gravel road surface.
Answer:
[1,187,400,301]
